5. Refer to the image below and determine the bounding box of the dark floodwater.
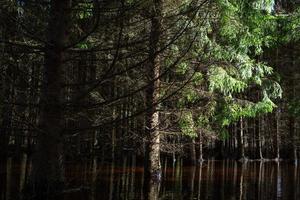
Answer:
[1,155,300,200]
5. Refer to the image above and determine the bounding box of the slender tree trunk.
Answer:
[290,74,298,161]
[189,138,196,165]
[0,66,12,158]
[275,109,280,160]
[0,6,16,158]
[198,131,204,162]
[289,112,297,161]
[237,118,245,160]
[26,0,70,198]
[15,61,28,157]
[258,117,264,159]
[144,0,163,182]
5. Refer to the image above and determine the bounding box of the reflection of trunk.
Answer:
[91,156,98,200]
[221,161,225,199]
[293,162,298,200]
[145,180,160,200]
[186,166,196,200]
[122,156,129,199]
[130,155,136,196]
[233,161,238,194]
[258,161,264,199]
[237,118,245,160]
[20,154,28,193]
[0,159,6,198]
[109,161,115,200]
[145,0,163,182]
[239,163,246,200]
[175,158,181,188]
[205,160,211,197]
[197,162,203,199]
[7,158,19,199]
[27,0,70,198]
[276,162,282,198]
[6,157,12,200]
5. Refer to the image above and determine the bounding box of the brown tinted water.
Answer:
[0,155,299,200]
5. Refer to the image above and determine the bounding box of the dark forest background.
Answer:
[0,0,300,199]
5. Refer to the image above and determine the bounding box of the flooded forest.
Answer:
[0,0,300,200]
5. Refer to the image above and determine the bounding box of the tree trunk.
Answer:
[275,109,280,160]
[189,138,197,165]
[144,0,163,182]
[0,61,13,158]
[237,118,245,160]
[198,131,204,162]
[257,117,264,159]
[290,73,298,161]
[26,0,70,199]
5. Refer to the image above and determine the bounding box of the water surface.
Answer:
[0,155,299,200]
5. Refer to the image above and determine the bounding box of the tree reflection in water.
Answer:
[1,156,300,200]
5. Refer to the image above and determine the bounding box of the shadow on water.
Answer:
[1,154,300,200]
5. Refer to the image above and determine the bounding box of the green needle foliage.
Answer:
[178,0,284,138]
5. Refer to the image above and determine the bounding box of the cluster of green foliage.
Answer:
[280,8,300,42]
[177,0,284,138]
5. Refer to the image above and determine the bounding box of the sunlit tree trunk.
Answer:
[189,138,197,165]
[237,117,245,160]
[145,0,163,181]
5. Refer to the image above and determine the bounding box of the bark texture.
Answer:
[145,0,163,182]
[26,0,70,199]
